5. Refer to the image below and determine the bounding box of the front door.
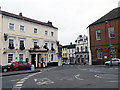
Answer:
[31,54,36,67]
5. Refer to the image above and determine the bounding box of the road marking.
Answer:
[81,69,87,71]
[16,84,23,87]
[107,81,118,83]
[74,74,84,80]
[11,79,19,82]
[94,75,102,78]
[34,78,54,85]
[13,71,42,88]
[17,81,24,84]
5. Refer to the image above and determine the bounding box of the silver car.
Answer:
[105,58,120,66]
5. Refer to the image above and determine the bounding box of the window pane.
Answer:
[9,23,14,30]
[108,27,114,38]
[51,32,54,36]
[19,54,24,61]
[51,54,54,61]
[20,25,24,31]
[34,42,38,46]
[8,54,13,63]
[45,31,48,35]
[110,47,116,58]
[20,40,24,47]
[34,28,37,34]
[97,48,102,59]
[96,30,101,40]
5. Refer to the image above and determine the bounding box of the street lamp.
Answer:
[106,21,112,65]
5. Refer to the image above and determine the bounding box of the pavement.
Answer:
[1,68,42,77]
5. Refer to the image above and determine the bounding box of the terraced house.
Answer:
[88,7,120,64]
[0,8,58,67]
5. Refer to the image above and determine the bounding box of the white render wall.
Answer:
[0,13,2,65]
[0,14,58,65]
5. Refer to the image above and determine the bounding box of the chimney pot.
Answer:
[19,12,22,16]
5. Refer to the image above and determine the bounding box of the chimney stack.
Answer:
[48,21,52,26]
[19,12,22,16]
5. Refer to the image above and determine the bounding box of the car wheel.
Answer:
[3,68,7,72]
[105,63,109,66]
[30,66,32,70]
[16,67,19,71]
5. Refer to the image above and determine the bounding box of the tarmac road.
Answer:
[2,65,119,89]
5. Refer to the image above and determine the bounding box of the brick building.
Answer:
[88,7,120,64]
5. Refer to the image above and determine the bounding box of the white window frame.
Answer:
[51,42,55,49]
[19,53,25,61]
[50,53,54,62]
[51,32,54,37]
[34,28,38,34]
[110,47,116,58]
[8,23,15,30]
[8,37,15,48]
[45,31,48,36]
[96,30,101,40]
[33,40,39,47]
[45,54,48,61]
[20,25,25,32]
[44,41,49,49]
[7,53,14,64]
[108,27,115,38]
[97,48,102,59]
[19,39,25,48]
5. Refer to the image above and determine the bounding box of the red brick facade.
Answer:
[89,18,120,64]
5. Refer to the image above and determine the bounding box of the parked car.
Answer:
[11,61,32,71]
[105,58,120,66]
[1,65,12,72]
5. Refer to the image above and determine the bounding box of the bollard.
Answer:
[31,65,35,71]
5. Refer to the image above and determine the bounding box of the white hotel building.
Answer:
[0,9,58,67]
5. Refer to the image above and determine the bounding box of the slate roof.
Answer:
[88,7,120,27]
[62,44,76,49]
[0,10,58,29]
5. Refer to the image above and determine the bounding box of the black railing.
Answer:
[43,45,49,50]
[34,45,39,49]
[20,45,25,50]
[51,47,55,51]
[8,44,14,49]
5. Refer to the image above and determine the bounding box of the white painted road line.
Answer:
[16,84,23,87]
[107,81,118,83]
[14,71,42,88]
[74,74,84,80]
[94,75,102,78]
[11,79,19,82]
[17,81,24,84]
[34,78,54,85]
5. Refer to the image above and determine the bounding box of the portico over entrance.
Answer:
[29,48,48,68]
